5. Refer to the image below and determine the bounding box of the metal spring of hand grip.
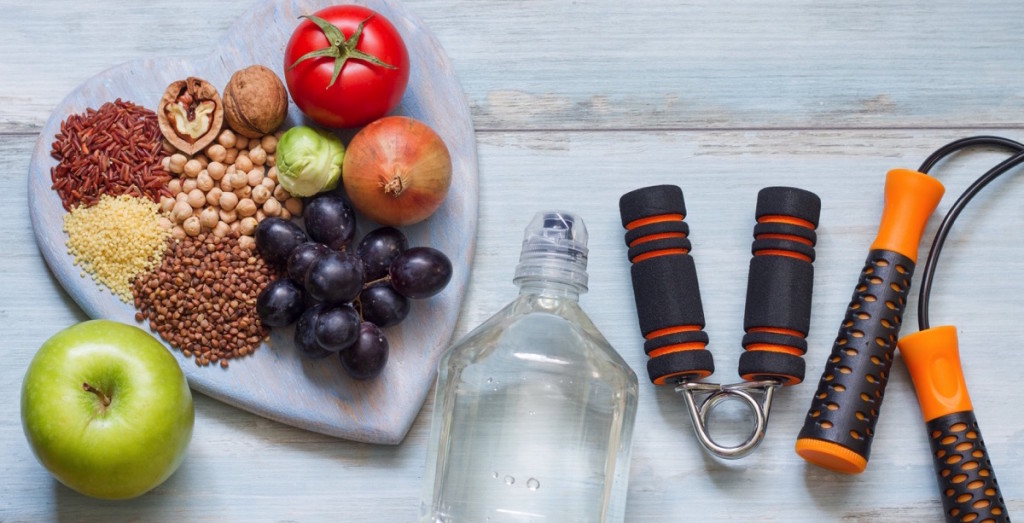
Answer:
[620,185,819,459]
[676,379,780,459]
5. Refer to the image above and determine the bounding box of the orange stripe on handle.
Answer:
[755,232,814,246]
[626,213,684,230]
[758,215,816,229]
[745,343,804,357]
[753,249,812,263]
[632,248,689,263]
[750,326,805,337]
[653,369,711,385]
[628,231,688,248]
[646,324,701,340]
[648,342,707,358]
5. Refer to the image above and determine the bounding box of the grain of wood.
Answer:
[7,129,1024,520]
[3,0,1024,521]
[4,1,1024,133]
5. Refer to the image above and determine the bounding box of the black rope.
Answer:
[915,136,1024,330]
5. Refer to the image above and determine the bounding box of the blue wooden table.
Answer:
[2,1,1023,520]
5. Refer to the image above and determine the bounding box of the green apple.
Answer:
[21,319,194,499]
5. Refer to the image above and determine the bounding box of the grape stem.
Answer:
[354,296,364,321]
[362,276,391,289]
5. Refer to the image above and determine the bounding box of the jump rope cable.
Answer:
[913,136,1024,330]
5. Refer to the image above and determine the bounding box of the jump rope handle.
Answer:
[619,185,713,385]
[898,327,1008,523]
[740,187,821,386]
[796,168,945,474]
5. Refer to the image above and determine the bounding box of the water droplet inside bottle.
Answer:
[528,410,536,416]
[504,475,515,486]
[527,478,540,491]
[492,472,499,479]
[486,377,493,383]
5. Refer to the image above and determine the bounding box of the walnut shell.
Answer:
[223,65,288,139]
[157,77,224,156]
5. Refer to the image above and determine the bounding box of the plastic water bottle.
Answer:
[420,211,639,523]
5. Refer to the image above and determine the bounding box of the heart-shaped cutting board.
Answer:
[27,0,478,444]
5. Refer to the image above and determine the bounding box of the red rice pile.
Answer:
[50,99,171,211]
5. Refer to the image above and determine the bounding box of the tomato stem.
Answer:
[289,14,398,89]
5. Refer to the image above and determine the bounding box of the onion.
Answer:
[342,116,452,226]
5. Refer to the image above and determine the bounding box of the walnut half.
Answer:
[158,77,224,156]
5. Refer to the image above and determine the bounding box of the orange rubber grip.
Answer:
[869,169,946,263]
[897,326,973,422]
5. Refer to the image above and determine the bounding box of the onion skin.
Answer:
[342,116,452,226]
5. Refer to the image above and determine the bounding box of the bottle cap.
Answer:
[513,211,589,292]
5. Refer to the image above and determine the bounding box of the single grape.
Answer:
[389,247,453,299]
[255,217,308,267]
[360,283,410,328]
[287,242,330,283]
[340,322,389,380]
[356,227,408,281]
[304,194,357,250]
[305,251,364,304]
[256,278,306,327]
[295,304,332,359]
[315,305,361,352]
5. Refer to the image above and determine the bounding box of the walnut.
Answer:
[158,77,224,156]
[223,65,289,139]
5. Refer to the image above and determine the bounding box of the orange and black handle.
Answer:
[739,187,821,386]
[897,327,1008,523]
[619,185,713,385]
[796,168,945,474]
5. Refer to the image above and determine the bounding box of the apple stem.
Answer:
[82,382,111,408]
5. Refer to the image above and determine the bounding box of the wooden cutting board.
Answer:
[27,0,478,444]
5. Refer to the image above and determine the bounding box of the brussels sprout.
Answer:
[275,126,345,197]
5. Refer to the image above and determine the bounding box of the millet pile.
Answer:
[63,194,171,302]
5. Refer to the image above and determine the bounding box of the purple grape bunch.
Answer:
[254,194,453,380]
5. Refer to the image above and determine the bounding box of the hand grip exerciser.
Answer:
[796,168,945,474]
[620,184,820,459]
[895,135,1023,522]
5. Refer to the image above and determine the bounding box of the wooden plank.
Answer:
[4,1,1024,133]
[7,128,1024,520]
[23,0,479,444]
[5,0,1024,520]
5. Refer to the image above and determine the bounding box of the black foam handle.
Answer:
[630,256,705,336]
[797,249,914,462]
[620,185,713,385]
[756,186,822,227]
[744,256,814,335]
[740,186,819,385]
[620,184,686,227]
[925,411,1009,523]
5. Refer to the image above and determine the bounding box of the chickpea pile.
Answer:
[158,128,303,250]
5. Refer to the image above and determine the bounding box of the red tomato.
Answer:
[284,5,410,129]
